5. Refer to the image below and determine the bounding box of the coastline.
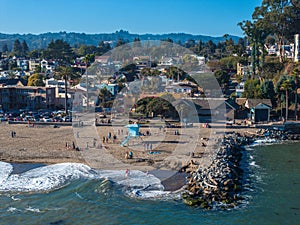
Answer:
[1,122,300,196]
[182,126,300,209]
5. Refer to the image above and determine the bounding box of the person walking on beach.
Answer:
[125,169,130,178]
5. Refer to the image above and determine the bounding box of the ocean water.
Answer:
[0,142,299,225]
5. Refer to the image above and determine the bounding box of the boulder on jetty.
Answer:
[182,133,252,209]
[182,127,300,209]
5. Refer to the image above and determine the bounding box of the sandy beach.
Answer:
[0,121,257,171]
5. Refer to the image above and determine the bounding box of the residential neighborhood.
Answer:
[1,32,300,125]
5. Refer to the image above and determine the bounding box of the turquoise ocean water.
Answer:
[0,141,299,225]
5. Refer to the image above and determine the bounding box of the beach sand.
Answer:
[0,122,257,170]
[0,121,259,191]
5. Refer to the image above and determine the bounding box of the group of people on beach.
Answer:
[65,141,80,151]
[144,142,153,152]
[102,132,118,144]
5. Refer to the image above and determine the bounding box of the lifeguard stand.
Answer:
[120,123,140,146]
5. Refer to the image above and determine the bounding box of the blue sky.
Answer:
[0,0,262,36]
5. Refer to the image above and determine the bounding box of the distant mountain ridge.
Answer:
[0,30,242,51]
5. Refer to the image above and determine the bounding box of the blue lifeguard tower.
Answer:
[120,123,140,147]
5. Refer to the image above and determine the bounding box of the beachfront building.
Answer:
[0,86,56,111]
[245,99,272,123]
[191,98,240,122]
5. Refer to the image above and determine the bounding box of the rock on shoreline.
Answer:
[182,128,300,209]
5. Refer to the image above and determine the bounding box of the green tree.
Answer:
[56,65,79,114]
[116,38,126,47]
[251,0,300,62]
[238,20,270,76]
[21,40,29,56]
[280,80,293,120]
[13,39,22,56]
[220,56,240,70]
[2,43,8,53]
[261,60,284,79]
[214,69,230,88]
[77,45,97,56]
[43,39,74,62]
[292,68,300,120]
[98,87,113,104]
[242,78,262,98]
[260,79,276,104]
[140,68,160,77]
[164,66,187,81]
[98,41,111,54]
[28,49,41,59]
[28,73,45,86]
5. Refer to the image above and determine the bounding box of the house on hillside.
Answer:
[245,99,272,123]
[95,56,113,66]
[165,84,192,94]
[235,82,245,98]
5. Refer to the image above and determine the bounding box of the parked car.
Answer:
[63,116,72,122]
[42,116,52,122]
[53,117,63,122]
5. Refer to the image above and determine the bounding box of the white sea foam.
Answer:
[25,206,42,213]
[11,195,21,201]
[7,207,20,213]
[0,161,13,184]
[249,161,260,168]
[96,170,170,199]
[251,138,277,146]
[0,162,97,192]
[0,161,170,199]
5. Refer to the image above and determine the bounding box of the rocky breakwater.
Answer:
[257,127,300,141]
[182,133,253,209]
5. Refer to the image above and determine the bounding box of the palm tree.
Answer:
[57,66,73,115]
[83,54,94,109]
[280,80,292,121]
[292,68,299,120]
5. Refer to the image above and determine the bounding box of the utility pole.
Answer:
[64,74,68,115]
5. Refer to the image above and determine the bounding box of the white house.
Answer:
[45,78,68,88]
[235,82,245,98]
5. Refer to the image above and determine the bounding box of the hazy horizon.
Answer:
[0,0,262,37]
